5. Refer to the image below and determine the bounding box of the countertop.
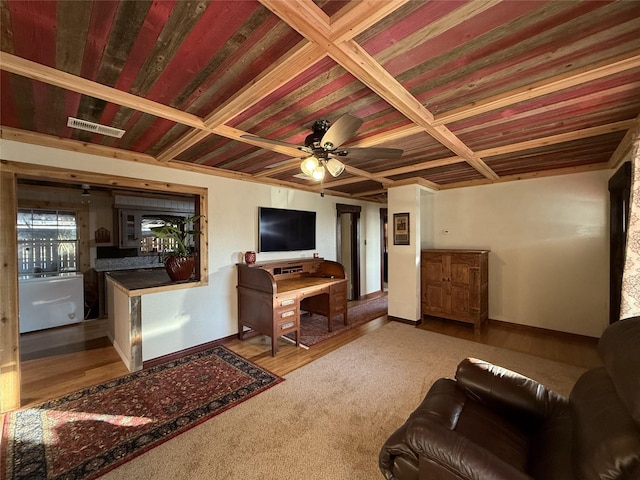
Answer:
[94,257,164,272]
[106,268,195,292]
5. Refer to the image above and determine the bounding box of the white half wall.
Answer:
[422,170,611,338]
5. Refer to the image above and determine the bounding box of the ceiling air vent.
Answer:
[67,117,126,138]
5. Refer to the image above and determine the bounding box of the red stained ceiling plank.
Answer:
[359,1,464,56]
[229,56,337,128]
[381,1,548,77]
[190,28,303,118]
[176,133,252,164]
[63,90,83,133]
[401,5,637,111]
[426,29,640,114]
[0,72,19,127]
[457,99,639,148]
[448,70,640,132]
[220,150,294,173]
[457,101,640,151]
[143,1,261,108]
[7,1,56,134]
[176,7,293,114]
[98,1,176,130]
[80,1,120,82]
[7,1,57,66]
[253,83,377,141]
[195,139,258,166]
[457,79,640,136]
[131,117,179,154]
[195,143,278,169]
[351,109,412,137]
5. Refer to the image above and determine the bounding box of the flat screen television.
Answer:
[258,207,316,252]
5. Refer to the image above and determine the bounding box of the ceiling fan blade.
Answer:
[338,147,403,160]
[240,134,300,149]
[321,114,363,149]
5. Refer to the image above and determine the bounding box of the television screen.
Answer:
[259,207,316,252]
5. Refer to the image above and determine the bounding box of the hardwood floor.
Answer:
[17,297,601,408]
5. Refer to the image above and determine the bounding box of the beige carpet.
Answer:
[101,322,589,480]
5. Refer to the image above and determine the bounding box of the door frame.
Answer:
[336,203,361,301]
[380,207,388,292]
[609,161,631,324]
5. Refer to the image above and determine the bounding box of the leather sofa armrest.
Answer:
[408,417,533,480]
[455,357,568,428]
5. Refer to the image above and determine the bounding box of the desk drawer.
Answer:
[276,308,298,332]
[299,285,329,299]
[277,296,298,308]
[274,294,299,332]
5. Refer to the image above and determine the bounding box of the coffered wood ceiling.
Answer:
[1,0,639,201]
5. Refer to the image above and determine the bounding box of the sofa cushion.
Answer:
[598,317,640,424]
[570,367,640,480]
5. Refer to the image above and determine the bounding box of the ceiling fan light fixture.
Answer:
[301,157,319,177]
[325,158,345,177]
[312,165,325,181]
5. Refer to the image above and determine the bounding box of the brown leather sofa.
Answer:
[379,317,640,480]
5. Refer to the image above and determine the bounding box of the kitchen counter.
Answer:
[94,257,164,272]
[105,267,203,372]
[106,268,198,294]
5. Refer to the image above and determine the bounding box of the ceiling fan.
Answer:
[241,114,403,181]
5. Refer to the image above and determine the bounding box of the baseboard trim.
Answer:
[389,315,421,326]
[142,334,237,369]
[488,318,599,342]
[359,290,386,301]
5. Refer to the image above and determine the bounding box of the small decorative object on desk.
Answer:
[244,251,256,264]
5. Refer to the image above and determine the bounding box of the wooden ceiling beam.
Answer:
[608,114,640,169]
[253,159,301,177]
[370,119,633,179]
[259,0,499,182]
[0,52,207,130]
[329,0,410,43]
[477,120,636,157]
[374,156,463,178]
[439,163,611,190]
[434,50,640,126]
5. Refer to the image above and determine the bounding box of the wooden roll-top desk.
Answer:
[236,258,348,356]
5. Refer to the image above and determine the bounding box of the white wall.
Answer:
[421,170,611,337]
[387,184,422,322]
[2,139,384,360]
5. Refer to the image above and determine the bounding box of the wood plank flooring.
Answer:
[17,297,601,408]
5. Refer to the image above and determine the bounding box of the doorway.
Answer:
[380,208,388,292]
[336,204,361,301]
[609,161,631,324]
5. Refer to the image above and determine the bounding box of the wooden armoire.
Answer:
[421,249,489,332]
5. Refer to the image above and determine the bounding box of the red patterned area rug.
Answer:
[293,294,388,347]
[1,346,282,480]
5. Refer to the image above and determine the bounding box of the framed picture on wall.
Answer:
[393,212,410,245]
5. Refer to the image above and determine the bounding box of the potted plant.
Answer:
[150,215,203,281]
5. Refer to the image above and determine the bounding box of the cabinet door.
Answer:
[119,210,141,248]
[421,252,449,315]
[449,254,477,320]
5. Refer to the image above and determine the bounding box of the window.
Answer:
[17,209,78,274]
